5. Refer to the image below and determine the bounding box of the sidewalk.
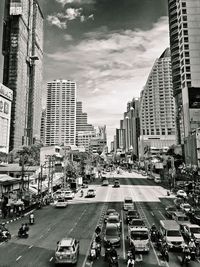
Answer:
[0,204,37,225]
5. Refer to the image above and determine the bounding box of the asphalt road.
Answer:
[0,170,200,267]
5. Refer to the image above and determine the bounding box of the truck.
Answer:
[128,226,150,253]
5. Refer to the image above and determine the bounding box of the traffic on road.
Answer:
[0,170,200,267]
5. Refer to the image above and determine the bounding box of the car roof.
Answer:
[185,223,200,228]
[59,238,75,246]
[106,224,118,230]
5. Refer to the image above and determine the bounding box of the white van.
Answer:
[160,220,185,250]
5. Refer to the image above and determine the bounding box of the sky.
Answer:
[0,0,169,146]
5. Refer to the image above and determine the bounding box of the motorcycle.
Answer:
[150,231,157,242]
[190,247,196,261]
[182,253,191,265]
[156,238,163,251]
[0,230,11,242]
[108,255,119,267]
[161,247,169,262]
[18,230,29,238]
[29,216,35,225]
[104,247,111,261]
[126,250,134,263]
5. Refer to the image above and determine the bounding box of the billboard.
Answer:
[188,87,200,109]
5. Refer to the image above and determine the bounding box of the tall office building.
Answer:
[139,48,176,158]
[2,0,44,150]
[168,0,200,144]
[45,80,76,146]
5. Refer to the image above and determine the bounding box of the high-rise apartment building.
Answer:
[168,0,200,143]
[40,108,46,145]
[45,80,76,146]
[2,0,44,150]
[139,48,176,158]
[76,101,94,132]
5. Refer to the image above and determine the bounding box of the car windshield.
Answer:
[106,228,118,236]
[58,199,65,202]
[107,210,116,215]
[107,218,119,223]
[130,220,144,226]
[128,211,137,215]
[88,190,94,192]
[167,230,181,237]
[125,200,133,204]
[183,204,190,208]
[168,207,176,211]
[58,246,73,252]
[131,231,148,240]
[194,211,200,216]
[191,227,200,234]
[178,216,188,221]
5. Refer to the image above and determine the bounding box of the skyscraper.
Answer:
[139,48,176,158]
[45,79,76,146]
[2,0,44,150]
[168,0,200,143]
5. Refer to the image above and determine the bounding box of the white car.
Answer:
[62,190,75,199]
[55,198,68,208]
[180,203,192,213]
[154,177,161,183]
[176,190,187,198]
[86,189,96,198]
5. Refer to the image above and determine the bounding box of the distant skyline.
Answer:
[0,0,169,145]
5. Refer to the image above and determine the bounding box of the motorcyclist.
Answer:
[80,189,84,197]
[161,240,169,260]
[127,256,135,267]
[110,246,117,258]
[150,224,157,233]
[95,225,101,235]
[29,213,34,223]
[95,233,101,244]
[189,239,196,249]
[182,245,191,264]
[105,240,112,259]
[129,242,136,260]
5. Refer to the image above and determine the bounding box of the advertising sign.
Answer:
[188,87,200,109]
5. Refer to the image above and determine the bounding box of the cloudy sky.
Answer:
[0,0,169,145]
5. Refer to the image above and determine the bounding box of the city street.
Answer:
[0,171,200,267]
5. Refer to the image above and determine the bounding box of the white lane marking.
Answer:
[0,242,5,246]
[39,234,44,239]
[47,227,51,232]
[136,254,143,262]
[121,210,126,259]
[16,256,22,261]
[11,234,15,238]
[159,211,166,220]
[151,211,155,217]
[28,245,33,249]
[49,257,53,262]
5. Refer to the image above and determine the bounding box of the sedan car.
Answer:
[104,209,119,223]
[106,214,121,231]
[113,180,120,188]
[55,198,68,208]
[55,238,79,265]
[86,189,96,198]
[62,190,75,200]
[180,203,192,213]
[176,190,187,198]
[102,179,109,186]
[104,224,121,247]
[165,205,177,219]
[180,223,200,243]
[125,209,140,224]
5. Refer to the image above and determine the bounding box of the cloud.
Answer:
[46,16,169,143]
[48,7,94,28]
[47,15,67,29]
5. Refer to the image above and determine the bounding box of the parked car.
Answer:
[180,203,192,213]
[165,205,177,219]
[106,214,121,231]
[189,209,200,225]
[180,223,200,243]
[176,190,187,198]
[104,224,121,247]
[55,238,79,265]
[55,198,68,208]
[125,209,140,224]
[86,189,96,198]
[61,190,75,200]
[104,209,119,223]
[102,179,109,186]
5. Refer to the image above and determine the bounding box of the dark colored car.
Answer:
[189,209,200,225]
[113,180,120,188]
[165,205,177,219]
[126,210,140,224]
